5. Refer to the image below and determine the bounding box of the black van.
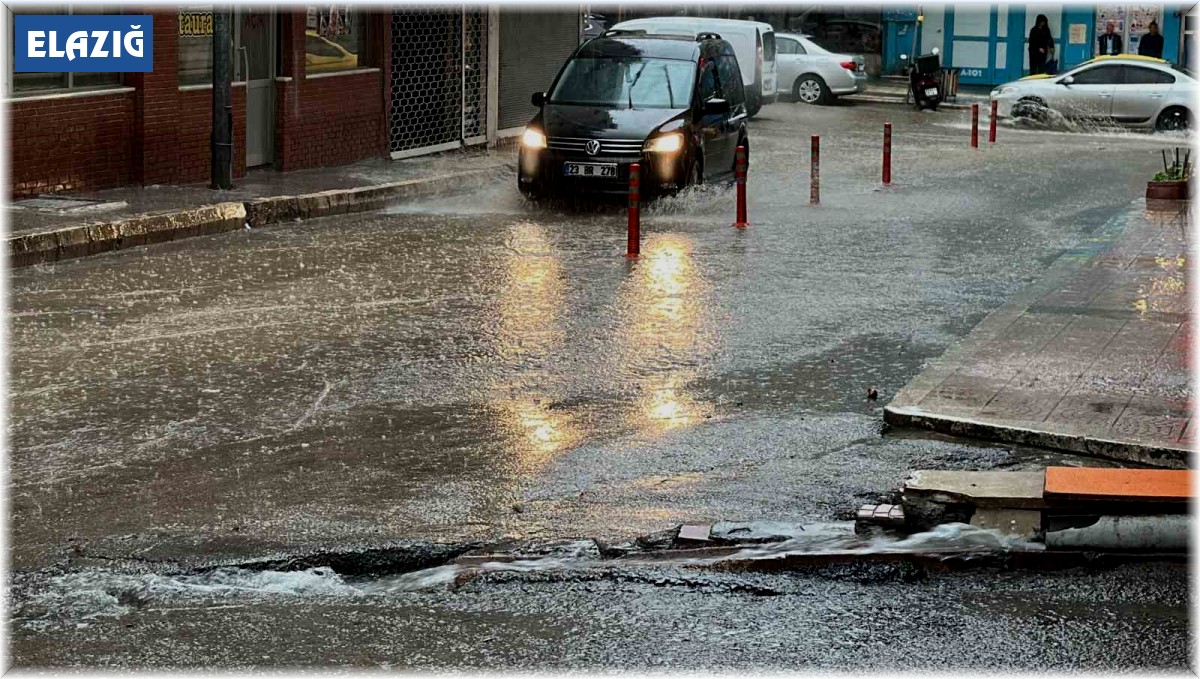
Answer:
[518,31,749,200]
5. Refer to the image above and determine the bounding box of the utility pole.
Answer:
[210,7,233,190]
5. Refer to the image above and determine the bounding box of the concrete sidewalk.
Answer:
[886,199,1192,468]
[6,147,513,266]
[843,79,991,110]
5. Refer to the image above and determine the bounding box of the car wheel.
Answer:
[793,75,829,105]
[746,91,762,117]
[1156,106,1192,132]
[1011,97,1049,122]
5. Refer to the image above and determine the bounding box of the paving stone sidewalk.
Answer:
[886,199,1192,468]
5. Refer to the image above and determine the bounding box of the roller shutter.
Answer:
[498,10,580,131]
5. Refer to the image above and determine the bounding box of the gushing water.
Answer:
[15,524,1041,630]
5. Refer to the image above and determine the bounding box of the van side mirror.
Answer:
[1059,75,1074,86]
[703,98,730,115]
[531,91,546,106]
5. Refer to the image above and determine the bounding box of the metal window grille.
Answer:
[389,8,488,158]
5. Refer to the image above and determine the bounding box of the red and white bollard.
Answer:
[627,163,640,257]
[733,144,749,228]
[989,99,998,144]
[971,103,980,148]
[882,123,892,185]
[810,135,820,206]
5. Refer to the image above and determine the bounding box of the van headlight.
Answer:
[644,132,684,153]
[522,128,547,149]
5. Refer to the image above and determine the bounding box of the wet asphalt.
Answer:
[8,98,1192,669]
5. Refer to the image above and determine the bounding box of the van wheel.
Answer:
[794,75,829,105]
[746,91,762,117]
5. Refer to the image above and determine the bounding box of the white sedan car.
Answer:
[775,32,867,105]
[990,55,1194,131]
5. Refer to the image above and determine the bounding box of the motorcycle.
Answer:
[900,47,942,111]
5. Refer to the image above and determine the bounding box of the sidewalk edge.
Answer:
[8,167,500,268]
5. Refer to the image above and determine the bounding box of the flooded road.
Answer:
[9,100,1191,669]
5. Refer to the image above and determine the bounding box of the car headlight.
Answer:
[991,85,1017,97]
[644,132,684,153]
[522,128,547,149]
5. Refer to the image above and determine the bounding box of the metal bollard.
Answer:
[882,123,892,185]
[971,103,980,148]
[810,135,820,206]
[733,145,749,228]
[989,99,998,144]
[627,163,640,257]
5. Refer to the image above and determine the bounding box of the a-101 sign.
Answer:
[959,68,984,77]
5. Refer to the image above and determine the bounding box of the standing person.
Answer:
[1098,21,1123,55]
[1028,14,1055,74]
[1139,20,1165,58]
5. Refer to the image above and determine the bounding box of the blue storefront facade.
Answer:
[882,4,1192,86]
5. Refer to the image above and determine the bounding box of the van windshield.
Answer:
[549,57,696,109]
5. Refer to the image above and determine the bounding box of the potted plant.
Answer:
[1146,148,1192,201]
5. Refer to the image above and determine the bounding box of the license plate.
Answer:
[925,88,939,97]
[563,162,617,178]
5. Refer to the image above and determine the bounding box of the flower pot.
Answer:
[1146,179,1191,201]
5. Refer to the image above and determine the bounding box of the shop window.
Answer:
[7,6,122,97]
[305,5,364,74]
[178,6,216,86]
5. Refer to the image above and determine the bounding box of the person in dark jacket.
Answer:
[1028,14,1055,74]
[1139,20,1165,58]
[1098,22,1123,55]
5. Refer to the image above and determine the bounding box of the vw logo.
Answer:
[585,139,601,156]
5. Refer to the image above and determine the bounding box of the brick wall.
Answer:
[175,86,247,184]
[9,91,136,197]
[8,8,385,197]
[273,11,388,172]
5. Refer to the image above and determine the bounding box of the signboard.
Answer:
[178,10,212,37]
[1069,24,1087,44]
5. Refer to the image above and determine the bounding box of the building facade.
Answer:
[881,3,1192,86]
[6,6,582,198]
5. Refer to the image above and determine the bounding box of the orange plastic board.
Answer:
[1044,467,1192,502]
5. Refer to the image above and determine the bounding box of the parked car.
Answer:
[990,54,1194,131]
[304,31,358,73]
[518,32,749,200]
[775,32,866,104]
[609,17,777,116]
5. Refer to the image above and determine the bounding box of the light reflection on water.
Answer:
[616,234,714,433]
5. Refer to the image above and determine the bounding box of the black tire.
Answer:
[746,90,762,117]
[1012,97,1049,122]
[1156,106,1191,132]
[688,157,703,187]
[793,75,830,105]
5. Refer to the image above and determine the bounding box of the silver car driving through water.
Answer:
[990,54,1195,131]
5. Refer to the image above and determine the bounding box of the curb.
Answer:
[884,405,1189,469]
[9,167,501,268]
[843,93,982,111]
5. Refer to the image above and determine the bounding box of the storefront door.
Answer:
[236,8,276,167]
[1095,5,1163,56]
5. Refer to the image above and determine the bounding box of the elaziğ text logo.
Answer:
[15,15,153,72]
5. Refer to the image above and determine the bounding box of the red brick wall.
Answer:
[9,91,136,197]
[274,11,388,172]
[175,86,248,184]
[7,8,384,196]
